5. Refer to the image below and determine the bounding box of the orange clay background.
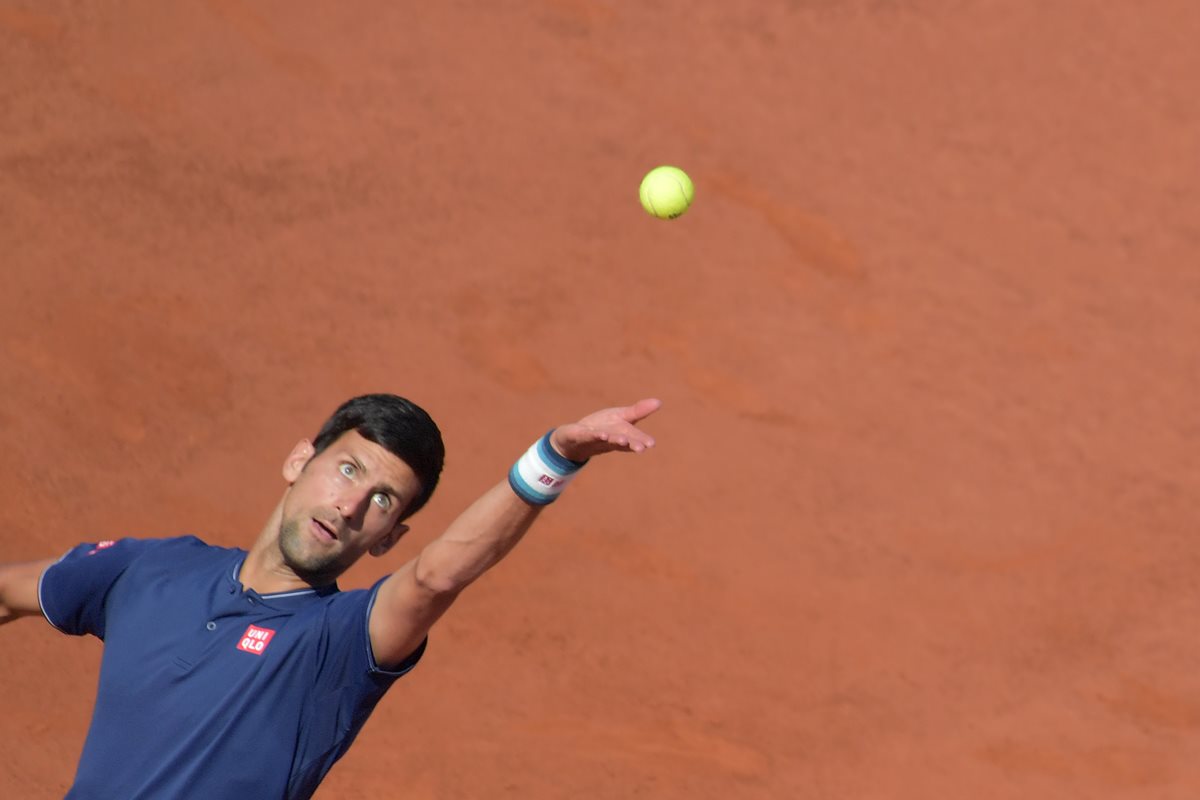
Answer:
[2,2,1199,798]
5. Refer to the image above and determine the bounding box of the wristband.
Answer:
[508,430,587,506]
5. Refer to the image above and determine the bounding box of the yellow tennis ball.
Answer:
[639,166,694,219]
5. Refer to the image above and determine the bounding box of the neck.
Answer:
[239,499,315,595]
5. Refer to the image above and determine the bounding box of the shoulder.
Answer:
[313,584,375,618]
[122,535,245,576]
[98,534,229,561]
[50,535,237,578]
[151,535,236,558]
[322,574,394,612]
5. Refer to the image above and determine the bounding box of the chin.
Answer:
[278,518,341,580]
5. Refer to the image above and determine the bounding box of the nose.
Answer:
[335,487,373,522]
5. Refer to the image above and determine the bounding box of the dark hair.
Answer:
[311,394,445,520]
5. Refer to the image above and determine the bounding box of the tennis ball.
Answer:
[639,166,694,220]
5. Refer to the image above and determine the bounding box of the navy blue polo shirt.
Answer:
[38,536,425,800]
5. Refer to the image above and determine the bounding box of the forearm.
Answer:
[367,400,658,667]
[412,480,544,594]
[407,404,659,595]
[0,558,54,627]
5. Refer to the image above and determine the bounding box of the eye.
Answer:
[372,493,392,511]
[339,463,356,479]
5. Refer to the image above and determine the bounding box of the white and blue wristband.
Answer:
[508,430,588,506]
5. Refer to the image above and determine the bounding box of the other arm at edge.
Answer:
[0,558,55,627]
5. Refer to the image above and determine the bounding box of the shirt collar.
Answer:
[226,553,340,609]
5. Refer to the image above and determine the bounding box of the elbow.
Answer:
[0,579,22,626]
[0,571,11,616]
[412,553,466,598]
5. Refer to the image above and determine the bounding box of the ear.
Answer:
[369,523,410,558]
[282,440,315,484]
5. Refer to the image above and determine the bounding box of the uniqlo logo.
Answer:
[536,474,564,488]
[86,540,116,556]
[237,624,276,656]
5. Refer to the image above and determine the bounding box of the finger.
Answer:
[629,429,655,452]
[615,422,656,453]
[620,398,662,425]
[563,426,649,457]
[592,434,646,455]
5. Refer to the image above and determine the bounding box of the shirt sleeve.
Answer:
[319,576,427,683]
[39,538,163,639]
[364,577,428,677]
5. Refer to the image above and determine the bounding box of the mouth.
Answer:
[310,518,339,543]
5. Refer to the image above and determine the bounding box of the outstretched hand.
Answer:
[549,398,662,462]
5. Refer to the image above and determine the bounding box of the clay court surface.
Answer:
[2,1,1199,797]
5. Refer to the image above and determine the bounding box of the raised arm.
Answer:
[368,398,661,668]
[0,558,55,627]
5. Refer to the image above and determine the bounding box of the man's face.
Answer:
[277,430,423,585]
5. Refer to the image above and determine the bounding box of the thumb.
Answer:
[622,398,663,424]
